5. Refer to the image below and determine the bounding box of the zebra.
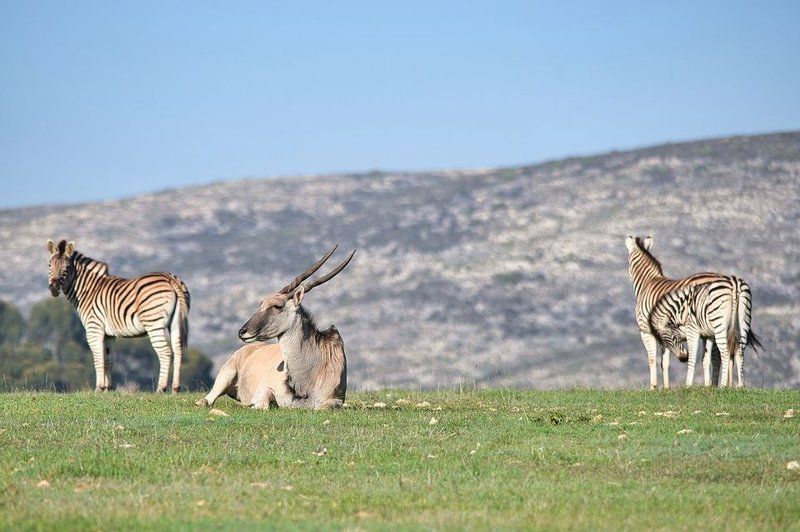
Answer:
[648,276,761,388]
[625,235,735,389]
[47,239,190,393]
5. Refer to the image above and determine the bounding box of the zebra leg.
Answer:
[725,347,734,387]
[736,281,751,388]
[685,331,703,387]
[661,347,670,389]
[728,354,735,387]
[197,356,239,406]
[169,324,182,394]
[734,347,744,388]
[103,337,115,391]
[640,332,659,390]
[145,327,174,393]
[85,329,106,391]
[702,339,713,386]
[169,304,186,394]
[734,342,745,387]
[710,342,721,387]
[714,330,732,388]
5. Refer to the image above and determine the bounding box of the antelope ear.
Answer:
[65,241,75,256]
[293,285,305,306]
[644,235,653,250]
[47,240,57,254]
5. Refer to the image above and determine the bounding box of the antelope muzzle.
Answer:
[238,313,263,342]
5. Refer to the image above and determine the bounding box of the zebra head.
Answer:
[47,239,75,297]
[657,325,689,363]
[625,234,658,282]
[238,245,356,343]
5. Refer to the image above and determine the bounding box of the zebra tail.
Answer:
[726,282,739,360]
[168,276,190,352]
[177,287,190,352]
[738,280,763,356]
[746,329,764,355]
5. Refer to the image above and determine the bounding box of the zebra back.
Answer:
[66,251,190,338]
[627,238,728,334]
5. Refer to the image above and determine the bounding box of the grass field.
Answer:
[1,389,799,530]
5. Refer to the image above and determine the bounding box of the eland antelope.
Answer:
[197,245,355,409]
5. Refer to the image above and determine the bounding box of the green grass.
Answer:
[1,389,799,530]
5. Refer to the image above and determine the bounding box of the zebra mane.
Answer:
[72,251,110,277]
[633,236,663,275]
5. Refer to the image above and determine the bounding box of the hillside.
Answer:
[1,132,799,389]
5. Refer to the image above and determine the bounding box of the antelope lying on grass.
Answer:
[197,245,356,409]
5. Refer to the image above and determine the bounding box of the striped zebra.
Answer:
[625,235,734,389]
[648,275,761,388]
[47,239,190,393]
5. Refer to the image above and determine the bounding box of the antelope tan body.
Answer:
[198,244,355,410]
[197,343,292,408]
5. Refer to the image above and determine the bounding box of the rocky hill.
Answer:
[2,132,798,389]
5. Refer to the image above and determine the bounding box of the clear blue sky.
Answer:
[1,1,798,208]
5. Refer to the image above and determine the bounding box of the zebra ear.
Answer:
[644,236,653,250]
[625,235,635,252]
[47,240,57,254]
[65,241,75,256]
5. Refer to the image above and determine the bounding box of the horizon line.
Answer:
[4,127,797,212]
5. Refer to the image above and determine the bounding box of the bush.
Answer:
[0,298,213,392]
[0,301,25,345]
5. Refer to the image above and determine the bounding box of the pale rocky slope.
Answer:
[2,132,798,389]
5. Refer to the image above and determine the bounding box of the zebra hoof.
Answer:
[172,386,181,394]
[156,386,168,394]
[195,398,209,407]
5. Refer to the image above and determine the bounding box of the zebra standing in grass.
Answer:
[625,235,733,389]
[47,239,190,393]
[648,275,761,388]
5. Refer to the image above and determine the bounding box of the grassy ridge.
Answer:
[1,389,799,530]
